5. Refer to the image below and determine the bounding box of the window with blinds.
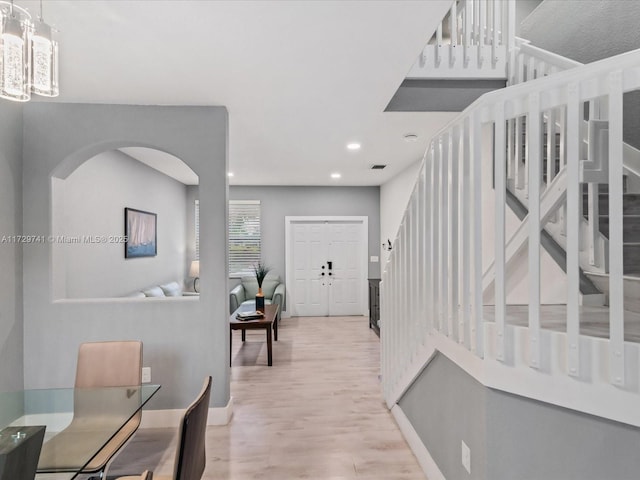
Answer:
[229,200,261,276]
[194,200,200,260]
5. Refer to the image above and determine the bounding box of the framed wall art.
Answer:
[124,207,157,258]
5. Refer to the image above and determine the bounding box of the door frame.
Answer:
[285,216,369,317]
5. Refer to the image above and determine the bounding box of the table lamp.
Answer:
[189,260,200,293]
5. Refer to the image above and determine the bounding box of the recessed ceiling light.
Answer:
[227,172,234,177]
[331,172,342,179]
[346,142,361,151]
[403,133,419,142]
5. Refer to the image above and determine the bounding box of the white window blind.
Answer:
[194,200,200,260]
[229,200,261,276]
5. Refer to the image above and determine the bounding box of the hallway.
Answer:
[108,316,426,479]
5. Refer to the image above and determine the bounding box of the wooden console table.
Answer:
[230,303,280,366]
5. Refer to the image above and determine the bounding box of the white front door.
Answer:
[286,217,367,317]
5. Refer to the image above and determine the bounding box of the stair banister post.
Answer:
[608,70,625,387]
[494,102,507,362]
[566,83,581,378]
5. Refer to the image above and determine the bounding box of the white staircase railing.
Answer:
[407,0,515,80]
[381,48,640,425]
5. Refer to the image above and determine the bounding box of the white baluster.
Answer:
[424,154,434,333]
[435,24,443,67]
[451,126,461,343]
[528,92,541,369]
[462,119,472,350]
[494,103,507,362]
[472,112,484,358]
[608,71,625,387]
[450,0,458,67]
[566,83,581,378]
[464,0,472,67]
[441,133,450,336]
[418,164,427,338]
[492,0,499,65]
[478,0,485,66]
[559,106,568,235]
[433,140,442,332]
[516,114,524,190]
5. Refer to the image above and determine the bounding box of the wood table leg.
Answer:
[266,325,273,366]
[274,316,278,341]
[242,329,246,342]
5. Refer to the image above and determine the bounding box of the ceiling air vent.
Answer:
[371,164,387,170]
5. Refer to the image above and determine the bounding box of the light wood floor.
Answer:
[106,316,426,480]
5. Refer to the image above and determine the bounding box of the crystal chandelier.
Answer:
[0,0,59,102]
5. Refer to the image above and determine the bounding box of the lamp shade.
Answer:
[189,260,200,278]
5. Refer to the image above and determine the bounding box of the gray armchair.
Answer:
[230,274,285,319]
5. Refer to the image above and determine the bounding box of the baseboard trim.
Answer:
[391,404,446,480]
[141,396,234,428]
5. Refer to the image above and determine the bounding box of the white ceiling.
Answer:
[25,0,457,186]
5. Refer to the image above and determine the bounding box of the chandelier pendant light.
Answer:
[0,0,59,102]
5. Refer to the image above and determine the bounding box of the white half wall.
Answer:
[22,103,230,411]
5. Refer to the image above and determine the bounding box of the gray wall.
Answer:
[229,186,381,299]
[520,0,640,150]
[0,103,24,399]
[61,150,189,298]
[22,103,230,409]
[400,353,640,480]
[486,390,640,480]
[399,353,487,480]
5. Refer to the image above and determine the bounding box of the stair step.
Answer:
[624,244,640,275]
[598,216,640,243]
[583,194,640,215]
[582,179,628,195]
[585,273,640,314]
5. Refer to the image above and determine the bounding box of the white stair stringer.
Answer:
[483,166,568,295]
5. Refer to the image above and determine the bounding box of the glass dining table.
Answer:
[0,384,160,480]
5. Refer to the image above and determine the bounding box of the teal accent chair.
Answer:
[230,274,285,319]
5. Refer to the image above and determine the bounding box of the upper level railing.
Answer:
[407,0,515,79]
[381,49,640,421]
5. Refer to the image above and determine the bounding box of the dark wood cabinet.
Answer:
[368,278,381,336]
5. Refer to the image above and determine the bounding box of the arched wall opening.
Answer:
[22,103,230,413]
[51,146,199,300]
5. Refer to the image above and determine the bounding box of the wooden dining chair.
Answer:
[117,376,212,480]
[38,340,143,478]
